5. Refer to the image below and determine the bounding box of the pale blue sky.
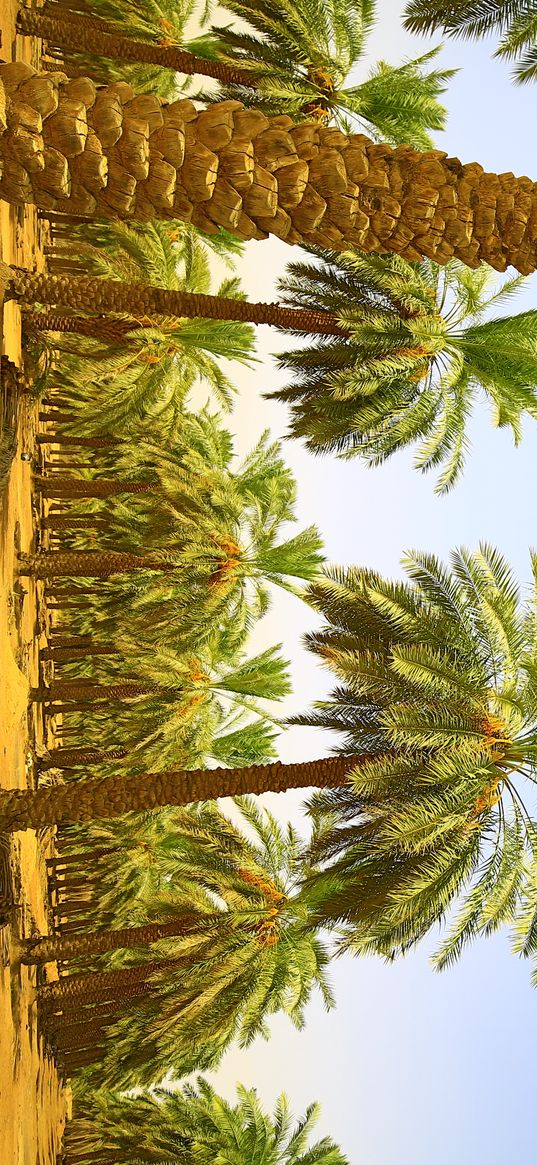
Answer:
[199,5,537,1160]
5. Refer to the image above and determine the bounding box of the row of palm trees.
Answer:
[7,1,537,1158]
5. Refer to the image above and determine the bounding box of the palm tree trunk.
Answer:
[20,551,175,576]
[40,516,108,530]
[30,680,158,703]
[36,433,119,447]
[25,310,139,343]
[39,957,186,1005]
[0,754,358,831]
[0,65,535,272]
[17,9,257,86]
[40,747,127,769]
[40,644,118,661]
[33,477,153,498]
[24,911,219,962]
[13,274,348,336]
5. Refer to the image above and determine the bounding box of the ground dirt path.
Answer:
[0,5,70,1162]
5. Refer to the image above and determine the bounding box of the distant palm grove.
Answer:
[2,0,537,1161]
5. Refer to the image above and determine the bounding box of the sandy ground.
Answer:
[0,7,70,1163]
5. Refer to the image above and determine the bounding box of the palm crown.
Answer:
[213,0,453,144]
[297,546,537,976]
[66,1077,349,1165]
[100,798,335,1083]
[404,0,537,84]
[275,249,537,491]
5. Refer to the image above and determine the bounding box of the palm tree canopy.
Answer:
[295,546,537,977]
[98,799,335,1084]
[38,219,255,425]
[274,249,537,491]
[212,0,454,145]
[404,0,537,84]
[67,1077,349,1165]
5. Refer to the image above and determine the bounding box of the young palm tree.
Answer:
[297,546,537,972]
[273,249,537,491]
[62,1076,349,1165]
[0,64,536,273]
[404,0,537,84]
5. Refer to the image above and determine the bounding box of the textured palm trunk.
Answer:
[33,477,153,498]
[39,956,185,1005]
[40,516,108,530]
[40,643,118,660]
[36,432,119,447]
[24,910,218,962]
[13,274,348,336]
[40,747,127,769]
[30,680,159,702]
[0,753,358,831]
[18,9,257,86]
[25,310,140,343]
[20,550,175,575]
[0,63,536,272]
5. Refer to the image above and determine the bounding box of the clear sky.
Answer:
[196,5,537,1160]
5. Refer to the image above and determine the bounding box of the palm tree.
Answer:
[42,801,336,1083]
[1,66,536,273]
[62,1077,349,1165]
[404,0,537,85]
[5,546,537,976]
[213,0,452,143]
[29,219,257,424]
[273,249,537,491]
[297,546,537,971]
[19,0,452,144]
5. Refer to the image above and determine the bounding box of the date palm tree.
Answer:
[41,801,336,1084]
[30,219,256,424]
[19,0,452,145]
[0,65,536,273]
[273,249,537,491]
[62,1077,349,1165]
[404,0,537,84]
[213,0,452,143]
[298,545,537,972]
[8,546,537,980]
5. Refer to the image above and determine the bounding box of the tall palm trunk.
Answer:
[39,956,186,1006]
[0,754,359,831]
[0,63,535,272]
[40,644,119,661]
[24,910,220,962]
[12,274,348,336]
[30,680,159,703]
[26,310,140,343]
[33,477,153,498]
[17,8,257,86]
[40,747,127,769]
[20,549,177,576]
[36,433,119,447]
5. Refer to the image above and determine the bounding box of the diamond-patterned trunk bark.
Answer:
[33,477,153,498]
[30,680,159,702]
[26,310,137,342]
[13,274,347,335]
[19,550,176,576]
[0,62,536,272]
[0,754,360,831]
[39,956,186,1005]
[24,910,218,962]
[39,746,127,768]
